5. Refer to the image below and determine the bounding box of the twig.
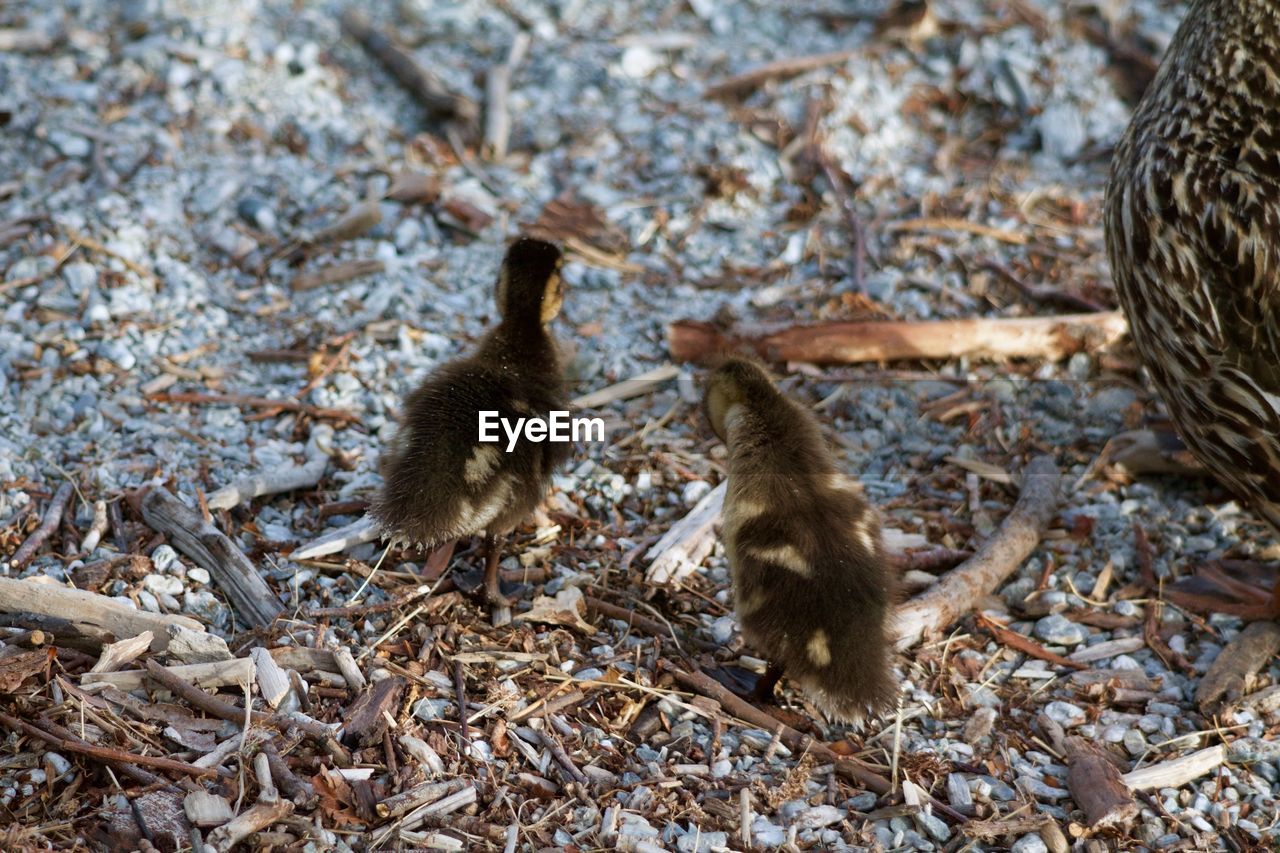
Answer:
[37,716,171,790]
[536,721,587,785]
[1121,745,1225,790]
[205,425,332,510]
[974,613,1087,670]
[0,711,218,779]
[339,10,479,128]
[78,499,108,554]
[64,228,158,282]
[668,313,1127,365]
[206,799,294,852]
[7,482,74,569]
[570,364,680,409]
[885,217,1026,245]
[482,32,530,161]
[705,49,858,99]
[895,455,1060,649]
[140,487,284,629]
[292,258,385,292]
[291,515,381,561]
[148,391,358,424]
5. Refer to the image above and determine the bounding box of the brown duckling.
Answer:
[704,358,898,724]
[372,237,570,609]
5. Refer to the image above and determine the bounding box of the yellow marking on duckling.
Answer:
[453,477,512,535]
[827,473,863,495]
[853,516,877,553]
[464,444,502,485]
[806,630,832,667]
[746,543,812,577]
[736,587,766,614]
[722,494,766,535]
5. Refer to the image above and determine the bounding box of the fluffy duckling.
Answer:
[704,358,898,724]
[372,237,570,608]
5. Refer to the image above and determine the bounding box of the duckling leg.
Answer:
[751,661,786,703]
[482,533,514,608]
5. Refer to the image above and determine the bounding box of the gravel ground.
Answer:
[2,0,1278,850]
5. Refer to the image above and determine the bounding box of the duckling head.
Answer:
[495,237,565,327]
[704,357,774,441]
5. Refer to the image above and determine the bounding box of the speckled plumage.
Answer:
[372,239,570,571]
[704,359,899,724]
[1105,0,1280,538]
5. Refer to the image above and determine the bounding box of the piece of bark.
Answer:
[184,790,234,828]
[644,481,726,586]
[895,455,1060,649]
[250,647,293,710]
[1195,621,1280,710]
[1064,736,1138,829]
[291,258,384,292]
[667,312,1127,365]
[385,170,440,204]
[140,487,283,628]
[268,646,339,675]
[290,515,380,560]
[206,799,293,853]
[705,49,858,99]
[7,482,74,570]
[0,577,202,652]
[166,624,233,664]
[341,676,406,748]
[339,10,478,127]
[83,657,255,692]
[89,631,154,673]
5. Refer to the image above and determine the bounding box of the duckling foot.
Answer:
[482,534,515,610]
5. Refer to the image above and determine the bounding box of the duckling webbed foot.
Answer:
[751,661,785,704]
[482,534,515,609]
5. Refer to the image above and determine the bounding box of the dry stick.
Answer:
[205,425,333,511]
[78,499,109,553]
[149,390,358,424]
[668,313,1127,366]
[1194,621,1280,711]
[140,487,283,629]
[292,258,384,292]
[1121,744,1227,791]
[0,711,218,779]
[482,32,530,161]
[261,740,316,806]
[705,49,858,99]
[142,659,351,766]
[206,799,294,853]
[884,217,1028,245]
[1064,736,1138,829]
[0,576,202,653]
[339,9,479,127]
[38,716,171,790]
[644,481,726,586]
[974,614,1087,671]
[7,482,74,569]
[895,455,1060,650]
[537,722,588,786]
[814,143,867,292]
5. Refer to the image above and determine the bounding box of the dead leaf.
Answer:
[0,649,50,693]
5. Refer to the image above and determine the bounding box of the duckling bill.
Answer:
[704,358,899,724]
[372,237,571,610]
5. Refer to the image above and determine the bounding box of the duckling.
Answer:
[372,237,570,609]
[704,358,898,724]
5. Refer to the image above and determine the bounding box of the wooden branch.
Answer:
[644,482,726,586]
[0,711,218,779]
[1195,621,1280,710]
[0,577,202,652]
[667,312,1127,365]
[1064,736,1137,829]
[78,499,108,553]
[148,391,358,424]
[84,657,254,692]
[975,613,1086,670]
[206,426,332,510]
[705,50,857,99]
[7,482,74,569]
[206,799,294,853]
[895,455,1060,649]
[1121,745,1225,791]
[885,217,1027,245]
[38,715,170,789]
[290,515,380,561]
[291,258,384,292]
[570,364,680,409]
[339,10,479,128]
[482,32,529,161]
[140,487,283,628]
